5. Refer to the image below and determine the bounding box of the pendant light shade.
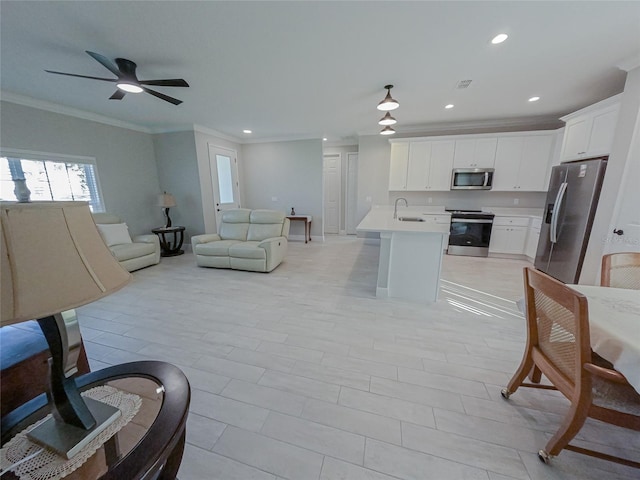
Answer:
[378,112,397,126]
[380,126,396,135]
[377,85,399,111]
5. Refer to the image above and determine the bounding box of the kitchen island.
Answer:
[357,206,450,303]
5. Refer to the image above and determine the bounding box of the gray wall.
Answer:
[0,101,162,235]
[241,139,323,238]
[152,130,203,241]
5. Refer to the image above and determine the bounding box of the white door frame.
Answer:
[208,144,240,230]
[346,152,358,235]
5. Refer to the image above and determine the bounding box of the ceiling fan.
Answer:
[45,51,189,105]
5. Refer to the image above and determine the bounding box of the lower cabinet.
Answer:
[489,216,530,255]
[524,217,542,259]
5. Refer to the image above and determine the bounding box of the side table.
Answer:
[152,226,185,257]
[286,215,312,243]
[1,361,190,480]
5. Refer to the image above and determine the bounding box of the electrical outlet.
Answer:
[272,196,278,202]
[366,196,372,202]
[514,198,519,205]
[428,197,433,204]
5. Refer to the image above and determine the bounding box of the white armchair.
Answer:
[92,213,160,272]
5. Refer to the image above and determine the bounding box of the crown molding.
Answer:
[239,133,324,145]
[0,90,153,133]
[617,54,640,72]
[357,115,563,137]
[191,124,242,143]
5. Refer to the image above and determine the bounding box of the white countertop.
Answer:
[485,207,543,218]
[357,205,450,234]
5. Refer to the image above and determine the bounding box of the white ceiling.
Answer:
[1,1,639,143]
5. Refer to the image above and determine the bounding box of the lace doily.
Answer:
[0,385,142,480]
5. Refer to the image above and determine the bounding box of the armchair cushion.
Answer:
[111,242,157,262]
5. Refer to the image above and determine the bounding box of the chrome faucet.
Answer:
[393,197,408,219]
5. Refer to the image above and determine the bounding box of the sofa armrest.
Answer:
[258,236,286,249]
[192,233,222,248]
[258,236,288,272]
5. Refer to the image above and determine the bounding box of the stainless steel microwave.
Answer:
[451,168,494,190]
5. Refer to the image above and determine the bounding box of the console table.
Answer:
[286,215,312,243]
[1,361,190,480]
[152,226,185,256]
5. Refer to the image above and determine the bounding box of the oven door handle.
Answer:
[451,218,493,224]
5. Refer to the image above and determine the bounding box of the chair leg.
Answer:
[502,349,535,398]
[529,365,542,383]
[543,400,589,459]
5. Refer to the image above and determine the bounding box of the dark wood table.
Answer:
[152,226,185,256]
[1,361,190,480]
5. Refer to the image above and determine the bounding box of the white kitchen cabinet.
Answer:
[493,134,554,191]
[389,143,409,190]
[560,98,620,162]
[525,217,542,260]
[393,140,454,191]
[489,216,529,254]
[453,138,497,168]
[406,142,431,190]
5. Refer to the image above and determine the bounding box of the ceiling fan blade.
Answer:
[139,79,189,87]
[109,90,126,100]
[86,51,121,77]
[141,86,182,105]
[45,70,117,82]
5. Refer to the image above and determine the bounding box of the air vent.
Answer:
[456,79,473,89]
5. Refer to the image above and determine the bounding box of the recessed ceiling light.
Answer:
[445,104,454,109]
[528,96,540,102]
[322,137,328,141]
[491,33,508,44]
[243,129,252,134]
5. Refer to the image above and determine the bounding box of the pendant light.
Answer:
[378,112,397,126]
[380,126,396,135]
[377,85,399,111]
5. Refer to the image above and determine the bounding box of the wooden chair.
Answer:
[502,267,640,467]
[601,252,640,289]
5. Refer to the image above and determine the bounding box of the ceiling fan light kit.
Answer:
[45,50,189,105]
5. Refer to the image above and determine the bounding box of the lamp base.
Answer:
[27,397,121,459]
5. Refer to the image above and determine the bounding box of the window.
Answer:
[0,151,104,212]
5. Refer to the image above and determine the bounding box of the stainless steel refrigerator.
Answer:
[535,156,608,284]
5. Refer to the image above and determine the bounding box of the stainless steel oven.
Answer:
[446,209,495,257]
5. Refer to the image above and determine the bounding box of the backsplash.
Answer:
[388,191,546,210]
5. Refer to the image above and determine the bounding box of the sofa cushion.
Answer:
[222,209,251,223]
[111,242,156,262]
[195,239,243,256]
[228,241,266,260]
[247,210,285,241]
[96,223,132,247]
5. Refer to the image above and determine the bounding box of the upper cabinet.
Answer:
[389,143,409,190]
[452,138,497,168]
[493,133,554,191]
[560,95,620,162]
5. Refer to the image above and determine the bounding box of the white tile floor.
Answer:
[78,237,640,480]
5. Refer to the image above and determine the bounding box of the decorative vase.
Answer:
[13,179,31,203]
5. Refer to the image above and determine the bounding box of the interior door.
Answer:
[208,145,240,228]
[323,154,341,234]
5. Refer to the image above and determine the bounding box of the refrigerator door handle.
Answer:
[550,182,568,243]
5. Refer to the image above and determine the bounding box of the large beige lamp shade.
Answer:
[1,201,131,325]
[0,201,131,458]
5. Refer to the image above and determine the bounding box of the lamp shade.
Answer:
[157,193,176,208]
[1,202,131,326]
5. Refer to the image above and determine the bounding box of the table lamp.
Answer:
[1,201,131,458]
[157,192,176,228]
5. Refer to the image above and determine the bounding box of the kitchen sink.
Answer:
[398,216,425,222]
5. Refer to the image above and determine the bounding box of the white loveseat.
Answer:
[191,209,289,272]
[93,213,160,272]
